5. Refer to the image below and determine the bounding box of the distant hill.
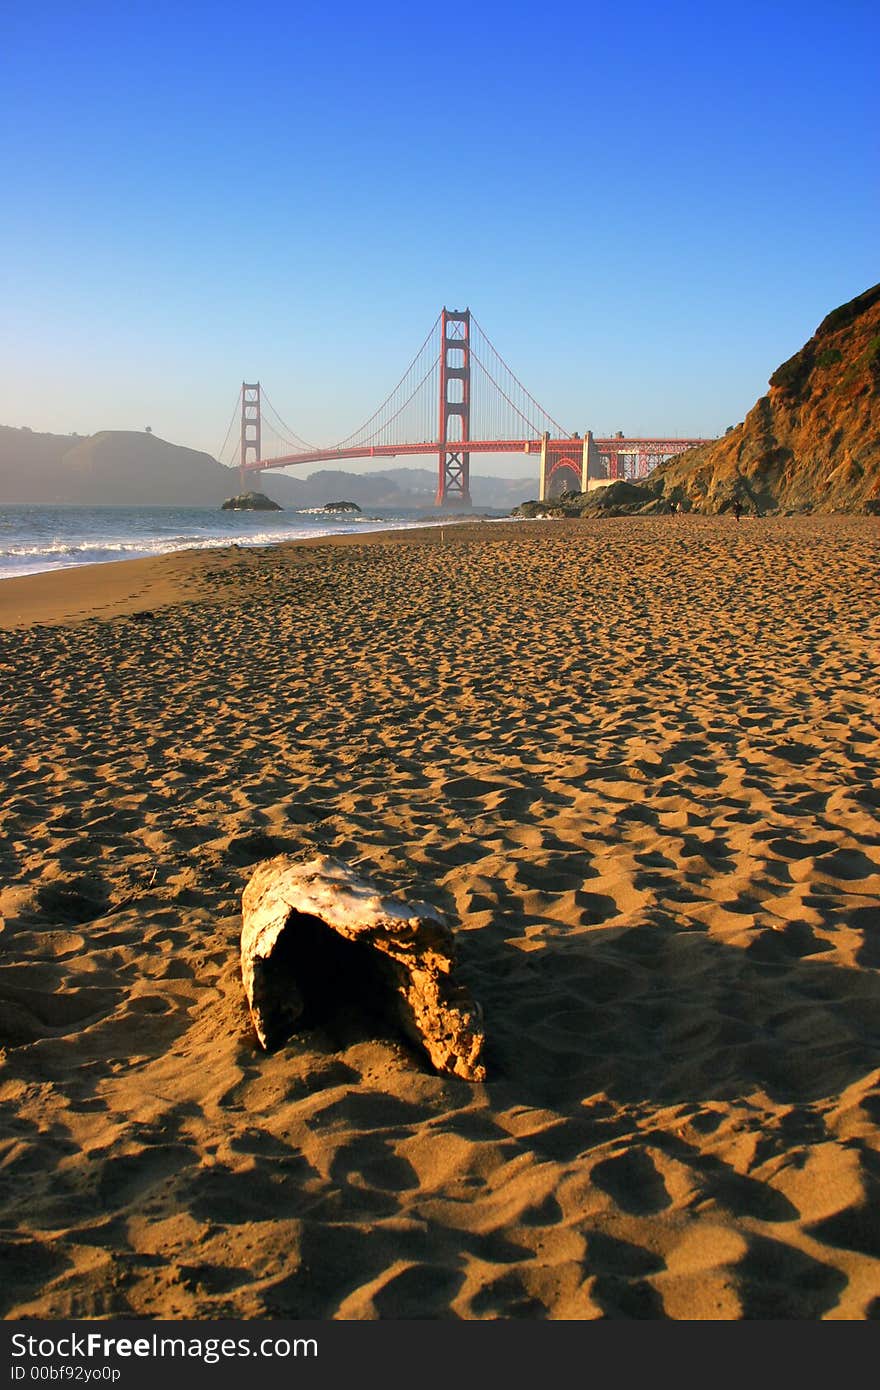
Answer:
[365,466,535,510]
[0,428,537,510]
[0,428,245,507]
[651,283,880,513]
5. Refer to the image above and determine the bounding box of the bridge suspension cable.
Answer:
[260,386,319,453]
[330,313,442,450]
[469,314,572,438]
[215,387,242,465]
[469,346,548,439]
[341,357,439,450]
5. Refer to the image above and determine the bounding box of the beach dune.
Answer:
[1,515,878,1320]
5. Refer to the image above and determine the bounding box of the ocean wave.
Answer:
[1,532,285,558]
[0,512,436,582]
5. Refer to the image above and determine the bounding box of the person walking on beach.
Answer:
[733,498,743,522]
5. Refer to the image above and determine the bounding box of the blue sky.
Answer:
[1,0,877,477]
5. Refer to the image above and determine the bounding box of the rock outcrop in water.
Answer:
[221,491,283,511]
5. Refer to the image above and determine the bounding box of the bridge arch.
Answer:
[546,454,583,496]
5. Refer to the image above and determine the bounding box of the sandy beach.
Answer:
[1,513,878,1320]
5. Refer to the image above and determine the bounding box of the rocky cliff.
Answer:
[653,283,880,513]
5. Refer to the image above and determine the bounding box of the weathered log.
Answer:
[240,854,486,1082]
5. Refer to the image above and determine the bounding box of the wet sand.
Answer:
[1,514,878,1319]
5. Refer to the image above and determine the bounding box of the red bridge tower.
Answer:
[435,308,472,507]
[240,382,262,492]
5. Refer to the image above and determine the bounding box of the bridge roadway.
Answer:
[246,437,709,469]
[244,434,712,498]
[250,439,553,469]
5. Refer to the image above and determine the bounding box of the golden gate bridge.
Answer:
[216,309,713,506]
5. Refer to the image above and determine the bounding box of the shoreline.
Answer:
[2,509,858,631]
[0,506,503,596]
[0,517,508,629]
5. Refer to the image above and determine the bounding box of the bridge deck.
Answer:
[248,438,712,471]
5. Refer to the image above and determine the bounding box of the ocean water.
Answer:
[0,504,447,581]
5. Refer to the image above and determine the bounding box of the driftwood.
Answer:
[240,854,486,1082]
